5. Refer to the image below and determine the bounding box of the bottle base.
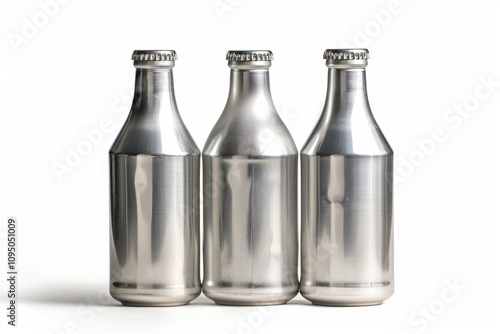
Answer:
[111,288,200,307]
[300,285,393,307]
[203,288,298,306]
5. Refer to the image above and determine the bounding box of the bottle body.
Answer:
[203,155,298,305]
[300,52,394,306]
[109,154,200,306]
[202,52,299,305]
[109,52,200,306]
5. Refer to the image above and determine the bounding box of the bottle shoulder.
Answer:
[110,109,200,156]
[301,108,392,156]
[203,108,297,157]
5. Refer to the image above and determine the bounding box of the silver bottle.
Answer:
[300,49,394,306]
[202,50,299,306]
[109,50,200,306]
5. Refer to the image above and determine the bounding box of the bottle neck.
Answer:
[132,69,178,115]
[226,69,273,106]
[324,68,370,117]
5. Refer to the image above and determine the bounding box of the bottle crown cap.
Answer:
[323,49,369,68]
[226,50,274,61]
[131,50,177,69]
[226,50,273,69]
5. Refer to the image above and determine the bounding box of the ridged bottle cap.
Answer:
[323,49,369,69]
[227,50,273,69]
[132,50,177,69]
[226,50,274,61]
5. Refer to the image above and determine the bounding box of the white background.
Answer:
[1,0,499,333]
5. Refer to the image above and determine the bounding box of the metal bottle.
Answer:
[109,50,200,306]
[202,50,299,306]
[300,49,394,306]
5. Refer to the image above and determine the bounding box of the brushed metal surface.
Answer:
[109,51,200,306]
[300,49,394,306]
[202,51,299,306]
